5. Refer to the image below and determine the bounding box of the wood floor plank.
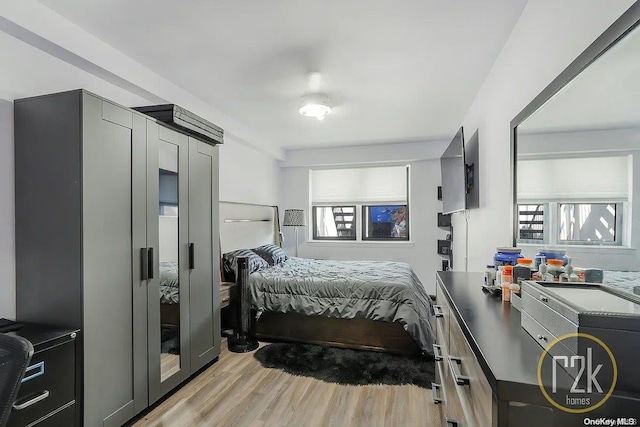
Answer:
[133,340,439,427]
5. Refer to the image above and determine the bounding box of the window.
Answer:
[312,206,356,240]
[311,166,409,242]
[558,203,621,244]
[363,205,408,240]
[517,201,624,246]
[518,204,545,242]
[516,156,630,247]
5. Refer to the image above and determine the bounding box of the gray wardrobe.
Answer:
[14,90,221,427]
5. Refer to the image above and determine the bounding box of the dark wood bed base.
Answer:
[254,311,421,356]
[222,214,422,357]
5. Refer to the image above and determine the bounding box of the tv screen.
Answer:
[440,127,467,214]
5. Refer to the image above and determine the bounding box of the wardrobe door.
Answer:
[81,94,147,427]
[188,138,221,371]
[147,121,191,404]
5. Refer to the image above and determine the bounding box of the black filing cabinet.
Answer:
[6,324,79,427]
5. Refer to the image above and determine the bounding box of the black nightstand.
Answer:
[6,324,79,427]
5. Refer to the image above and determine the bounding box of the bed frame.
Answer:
[220,201,421,356]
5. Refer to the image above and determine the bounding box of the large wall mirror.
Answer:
[511,3,640,296]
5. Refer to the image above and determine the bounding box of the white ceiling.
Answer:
[38,0,528,150]
[520,20,640,134]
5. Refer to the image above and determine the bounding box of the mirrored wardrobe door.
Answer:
[147,121,190,404]
[157,138,181,383]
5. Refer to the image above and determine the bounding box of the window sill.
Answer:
[518,243,635,254]
[307,240,415,248]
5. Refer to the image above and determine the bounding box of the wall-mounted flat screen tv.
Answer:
[440,127,467,214]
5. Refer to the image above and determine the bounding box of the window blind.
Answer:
[517,156,630,201]
[311,166,408,204]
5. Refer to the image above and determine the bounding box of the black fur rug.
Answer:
[254,342,434,388]
[161,326,179,355]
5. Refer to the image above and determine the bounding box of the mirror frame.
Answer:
[510,2,640,246]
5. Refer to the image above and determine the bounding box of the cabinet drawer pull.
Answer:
[434,305,444,318]
[446,418,459,427]
[221,297,230,304]
[433,344,443,362]
[448,356,470,386]
[21,361,45,383]
[431,383,442,404]
[13,390,50,410]
[537,334,547,342]
[540,296,549,303]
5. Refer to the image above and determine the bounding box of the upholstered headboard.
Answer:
[219,202,280,256]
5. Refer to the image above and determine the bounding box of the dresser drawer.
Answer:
[434,286,450,349]
[521,291,577,352]
[7,340,76,427]
[448,318,493,427]
[433,331,466,427]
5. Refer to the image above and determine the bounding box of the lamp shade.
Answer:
[283,209,306,227]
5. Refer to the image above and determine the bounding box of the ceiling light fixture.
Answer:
[299,72,331,120]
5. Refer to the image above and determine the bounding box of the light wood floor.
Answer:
[134,341,439,427]
[161,353,180,382]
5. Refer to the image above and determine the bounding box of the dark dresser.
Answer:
[434,272,640,427]
[6,324,79,427]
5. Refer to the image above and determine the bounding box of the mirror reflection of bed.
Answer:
[514,20,640,294]
[159,161,181,382]
[219,202,436,357]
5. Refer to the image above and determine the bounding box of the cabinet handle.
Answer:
[537,334,548,342]
[189,243,195,270]
[434,305,444,318]
[540,296,549,303]
[445,418,459,427]
[21,361,45,383]
[221,297,230,304]
[140,248,149,280]
[431,383,442,404]
[448,356,470,386]
[433,344,443,362]
[147,247,154,279]
[13,390,50,410]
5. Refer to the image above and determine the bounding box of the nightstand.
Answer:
[7,324,79,427]
[220,282,237,335]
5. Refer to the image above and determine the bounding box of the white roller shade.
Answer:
[311,166,408,204]
[517,156,630,201]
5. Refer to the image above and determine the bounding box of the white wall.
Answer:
[279,140,448,294]
[454,0,637,272]
[219,136,280,205]
[0,100,15,318]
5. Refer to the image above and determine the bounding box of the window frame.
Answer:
[516,200,625,247]
[556,202,623,246]
[361,204,409,241]
[311,205,357,241]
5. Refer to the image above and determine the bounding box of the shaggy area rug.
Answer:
[254,342,434,388]
[161,326,179,355]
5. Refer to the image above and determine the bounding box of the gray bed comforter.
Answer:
[249,257,435,356]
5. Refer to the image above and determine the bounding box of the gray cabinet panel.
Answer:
[82,94,139,426]
[188,138,220,371]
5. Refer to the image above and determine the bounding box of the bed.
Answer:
[603,270,640,296]
[160,260,180,325]
[220,202,435,357]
